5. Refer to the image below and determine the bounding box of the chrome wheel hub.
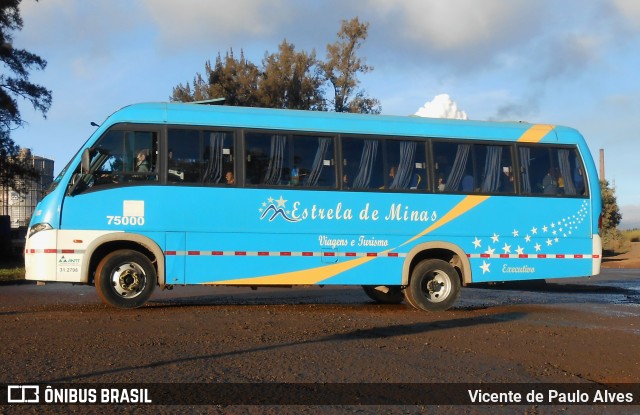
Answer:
[111,263,146,298]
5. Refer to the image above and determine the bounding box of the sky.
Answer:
[9,0,640,228]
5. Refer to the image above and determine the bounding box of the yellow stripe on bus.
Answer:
[205,253,379,285]
[400,195,490,247]
[518,124,555,143]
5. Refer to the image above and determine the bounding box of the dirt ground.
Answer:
[602,241,640,269]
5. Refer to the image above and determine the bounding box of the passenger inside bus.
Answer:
[500,167,514,193]
[135,149,150,172]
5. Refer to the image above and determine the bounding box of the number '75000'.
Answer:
[106,215,145,226]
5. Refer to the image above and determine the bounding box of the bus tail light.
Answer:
[598,212,603,236]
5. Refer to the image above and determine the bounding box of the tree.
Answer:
[172,49,260,107]
[600,180,622,231]
[172,44,325,111]
[322,17,380,114]
[600,179,626,253]
[0,0,52,194]
[260,40,325,110]
[170,18,381,115]
[207,50,261,107]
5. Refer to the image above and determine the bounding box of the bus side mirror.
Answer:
[67,149,92,196]
[81,148,91,173]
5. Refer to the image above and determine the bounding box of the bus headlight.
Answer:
[28,223,52,238]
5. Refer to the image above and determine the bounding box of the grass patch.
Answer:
[0,261,25,282]
[603,228,631,255]
[623,229,640,243]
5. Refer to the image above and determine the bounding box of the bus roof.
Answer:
[102,102,584,144]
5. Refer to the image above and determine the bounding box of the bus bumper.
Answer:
[592,234,602,276]
[25,229,58,281]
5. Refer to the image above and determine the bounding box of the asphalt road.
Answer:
[1,269,639,414]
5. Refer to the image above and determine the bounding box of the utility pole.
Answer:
[599,148,605,181]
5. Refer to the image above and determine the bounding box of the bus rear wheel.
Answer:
[404,259,460,311]
[95,249,156,309]
[362,285,404,304]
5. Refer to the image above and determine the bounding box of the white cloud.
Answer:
[139,0,292,51]
[612,0,640,30]
[414,94,468,119]
[364,0,540,52]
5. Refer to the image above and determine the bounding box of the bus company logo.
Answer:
[58,256,80,265]
[7,385,40,403]
[259,195,437,224]
[259,196,300,222]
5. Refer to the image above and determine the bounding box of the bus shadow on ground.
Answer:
[470,280,638,295]
[147,297,407,310]
[147,287,388,308]
[48,311,527,383]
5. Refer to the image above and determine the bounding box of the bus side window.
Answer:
[572,149,586,195]
[518,145,585,197]
[519,146,547,194]
[386,139,427,191]
[432,141,469,192]
[168,129,234,185]
[342,137,383,190]
[168,129,199,183]
[245,132,289,186]
[293,135,336,188]
[554,147,584,196]
[202,131,234,185]
[474,144,513,194]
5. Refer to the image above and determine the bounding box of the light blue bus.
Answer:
[25,102,602,310]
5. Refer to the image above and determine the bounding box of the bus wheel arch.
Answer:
[401,243,471,311]
[402,242,471,286]
[83,233,165,288]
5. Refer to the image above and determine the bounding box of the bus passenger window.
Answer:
[293,135,335,187]
[245,133,336,188]
[168,129,234,185]
[202,131,234,184]
[572,150,586,195]
[519,145,586,197]
[474,144,513,194]
[519,146,556,195]
[245,133,290,186]
[557,148,586,196]
[342,137,383,190]
[433,141,513,194]
[432,141,470,192]
[386,139,427,190]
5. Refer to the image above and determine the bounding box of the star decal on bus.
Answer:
[470,201,591,275]
[259,195,300,223]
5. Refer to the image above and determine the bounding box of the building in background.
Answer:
[0,149,54,229]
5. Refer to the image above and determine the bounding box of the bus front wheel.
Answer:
[404,259,460,311]
[362,285,404,304]
[95,249,156,309]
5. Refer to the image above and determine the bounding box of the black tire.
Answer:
[95,249,156,309]
[362,285,404,304]
[404,259,460,311]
